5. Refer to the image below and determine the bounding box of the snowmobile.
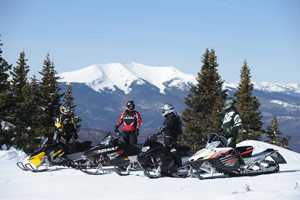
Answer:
[77,132,141,175]
[17,137,92,172]
[188,133,287,179]
[138,133,191,178]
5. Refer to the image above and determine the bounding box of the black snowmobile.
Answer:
[17,137,92,172]
[138,133,191,178]
[188,133,287,179]
[77,132,140,175]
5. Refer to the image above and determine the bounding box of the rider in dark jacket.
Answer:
[54,104,78,146]
[159,103,182,166]
[52,104,78,163]
[115,100,142,145]
[222,98,242,148]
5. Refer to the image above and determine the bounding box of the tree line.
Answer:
[179,49,292,152]
[0,37,292,153]
[0,37,81,152]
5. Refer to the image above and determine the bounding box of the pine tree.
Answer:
[180,49,227,152]
[63,84,82,131]
[28,75,44,148]
[9,51,31,149]
[0,36,13,146]
[266,115,282,145]
[266,115,292,148]
[234,60,263,141]
[39,54,62,140]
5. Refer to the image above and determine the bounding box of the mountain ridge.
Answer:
[59,62,300,96]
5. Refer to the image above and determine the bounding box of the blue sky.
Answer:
[0,0,299,83]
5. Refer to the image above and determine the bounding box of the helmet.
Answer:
[126,100,135,110]
[60,104,70,116]
[223,98,236,110]
[161,103,174,117]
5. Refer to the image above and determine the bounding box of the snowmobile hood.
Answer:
[28,152,45,166]
[189,147,232,162]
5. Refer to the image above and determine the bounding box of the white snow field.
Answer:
[0,141,300,200]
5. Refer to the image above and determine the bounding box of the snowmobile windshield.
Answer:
[38,137,48,147]
[206,133,228,148]
[100,133,113,146]
[143,134,158,147]
[206,141,221,149]
[207,133,218,143]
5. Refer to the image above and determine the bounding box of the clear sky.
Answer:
[0,0,299,84]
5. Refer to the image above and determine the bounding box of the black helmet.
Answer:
[161,103,175,117]
[126,100,135,110]
[223,98,236,110]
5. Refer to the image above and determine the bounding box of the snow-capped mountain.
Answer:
[224,82,300,96]
[58,62,300,152]
[59,62,196,94]
[59,62,300,96]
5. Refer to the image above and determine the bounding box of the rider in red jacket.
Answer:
[114,100,142,145]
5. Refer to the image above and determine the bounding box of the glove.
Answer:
[114,125,119,133]
[135,129,140,136]
[158,127,163,135]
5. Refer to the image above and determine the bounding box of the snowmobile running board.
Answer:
[79,162,142,176]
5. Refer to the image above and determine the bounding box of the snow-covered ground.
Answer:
[1,141,300,200]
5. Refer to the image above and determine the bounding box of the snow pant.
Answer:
[123,131,137,145]
[164,134,182,167]
[227,130,238,148]
[164,134,178,149]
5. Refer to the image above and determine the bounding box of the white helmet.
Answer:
[161,103,175,117]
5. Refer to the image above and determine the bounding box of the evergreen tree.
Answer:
[180,49,227,152]
[266,115,292,148]
[281,135,292,149]
[234,60,263,141]
[39,54,62,140]
[9,51,31,150]
[63,84,82,131]
[0,37,13,146]
[266,115,282,145]
[28,75,44,148]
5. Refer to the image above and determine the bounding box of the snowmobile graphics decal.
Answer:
[28,152,45,166]
[93,146,118,154]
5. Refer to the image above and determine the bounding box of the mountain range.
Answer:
[58,62,300,152]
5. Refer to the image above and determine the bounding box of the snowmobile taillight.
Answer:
[116,150,124,154]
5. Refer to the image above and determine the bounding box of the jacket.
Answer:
[116,110,142,132]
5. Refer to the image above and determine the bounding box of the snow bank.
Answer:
[0,146,28,162]
[0,141,299,200]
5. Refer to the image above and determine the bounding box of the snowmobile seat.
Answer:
[236,146,253,158]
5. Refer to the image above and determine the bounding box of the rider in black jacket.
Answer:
[222,98,242,148]
[159,103,182,166]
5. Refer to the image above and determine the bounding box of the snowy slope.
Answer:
[1,141,300,200]
[59,62,196,94]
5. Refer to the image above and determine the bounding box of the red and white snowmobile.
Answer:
[188,133,287,179]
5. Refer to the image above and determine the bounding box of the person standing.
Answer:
[54,104,78,147]
[222,98,242,147]
[115,100,142,145]
[158,103,183,166]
